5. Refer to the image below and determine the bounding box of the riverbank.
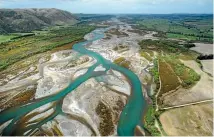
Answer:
[1,17,212,136]
[0,25,95,71]
[0,23,147,136]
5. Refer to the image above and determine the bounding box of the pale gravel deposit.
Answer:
[191,43,213,55]
[36,50,96,99]
[0,18,169,135]
[49,19,154,135]
[59,75,128,135]
[201,59,213,76]
[85,19,155,100]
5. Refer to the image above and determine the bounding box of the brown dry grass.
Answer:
[0,86,36,111]
[162,60,213,106]
[96,101,114,136]
[158,59,180,99]
[114,57,131,69]
[160,103,213,136]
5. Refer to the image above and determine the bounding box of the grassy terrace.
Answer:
[118,15,213,43]
[0,35,17,43]
[139,39,200,98]
[163,55,200,88]
[140,39,190,53]
[136,17,213,43]
[0,25,95,71]
[159,58,180,94]
[140,39,201,135]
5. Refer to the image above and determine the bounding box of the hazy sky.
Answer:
[0,0,213,14]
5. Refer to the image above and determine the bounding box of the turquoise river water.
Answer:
[0,28,146,136]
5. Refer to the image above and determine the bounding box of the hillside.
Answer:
[0,8,78,34]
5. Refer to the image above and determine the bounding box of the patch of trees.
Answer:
[150,59,160,84]
[144,106,162,136]
[183,43,195,48]
[197,54,213,60]
[168,31,213,38]
[10,33,35,40]
[153,31,166,38]
[139,39,187,53]
[113,45,128,51]
[0,25,96,71]
[113,57,130,69]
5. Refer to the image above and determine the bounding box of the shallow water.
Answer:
[0,28,146,136]
[73,28,147,135]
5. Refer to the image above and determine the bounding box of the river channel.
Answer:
[0,28,147,136]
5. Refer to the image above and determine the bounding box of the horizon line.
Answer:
[0,8,213,15]
[73,12,213,15]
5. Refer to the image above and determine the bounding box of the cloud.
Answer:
[0,0,212,13]
[0,0,212,5]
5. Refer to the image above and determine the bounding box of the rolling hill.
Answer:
[0,8,78,34]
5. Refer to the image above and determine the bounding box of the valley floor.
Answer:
[0,18,213,136]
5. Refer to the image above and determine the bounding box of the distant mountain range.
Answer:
[0,8,78,34]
